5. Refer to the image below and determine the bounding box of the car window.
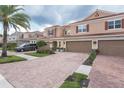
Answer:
[24,44,30,47]
[28,44,31,47]
[30,44,34,46]
[20,44,26,47]
[31,44,36,46]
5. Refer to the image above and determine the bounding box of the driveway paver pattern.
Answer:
[0,52,88,88]
[88,55,124,88]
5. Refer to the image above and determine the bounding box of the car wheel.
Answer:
[21,49,24,52]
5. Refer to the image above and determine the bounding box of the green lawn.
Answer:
[0,47,2,50]
[72,73,88,82]
[60,81,80,88]
[0,55,26,64]
[60,73,88,88]
[25,52,50,57]
[83,50,97,66]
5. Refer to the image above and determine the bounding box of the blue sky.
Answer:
[1,5,124,34]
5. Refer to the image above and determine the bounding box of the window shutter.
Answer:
[122,19,124,28]
[76,26,78,33]
[105,21,108,30]
[87,24,89,32]
[54,28,56,37]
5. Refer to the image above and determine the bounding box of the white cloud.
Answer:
[54,11,63,24]
[24,6,44,16]
[94,5,124,13]
[40,24,53,32]
[66,20,77,24]
[30,21,53,32]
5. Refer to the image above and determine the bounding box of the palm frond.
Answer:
[9,12,31,31]
[0,5,31,32]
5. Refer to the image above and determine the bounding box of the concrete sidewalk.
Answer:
[75,65,92,75]
[0,50,38,60]
[0,74,13,88]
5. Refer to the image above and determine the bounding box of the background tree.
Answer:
[36,40,47,48]
[0,5,30,57]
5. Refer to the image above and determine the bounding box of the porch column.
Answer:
[57,41,60,48]
[60,41,63,48]
[49,41,53,49]
[63,41,66,49]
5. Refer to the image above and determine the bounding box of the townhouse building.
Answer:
[43,9,124,57]
[8,31,43,46]
[43,25,64,38]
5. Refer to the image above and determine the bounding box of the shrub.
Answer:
[7,43,17,50]
[36,40,47,48]
[37,49,55,54]
[83,50,97,66]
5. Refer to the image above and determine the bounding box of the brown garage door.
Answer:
[66,41,91,53]
[99,40,124,57]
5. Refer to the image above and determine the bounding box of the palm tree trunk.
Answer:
[1,22,8,57]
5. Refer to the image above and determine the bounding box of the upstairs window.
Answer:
[48,29,53,35]
[77,24,87,32]
[115,20,121,28]
[108,19,121,29]
[108,21,114,29]
[21,34,24,39]
[64,30,67,35]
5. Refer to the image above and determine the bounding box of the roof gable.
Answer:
[84,9,116,20]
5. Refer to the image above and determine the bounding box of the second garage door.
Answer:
[99,40,124,57]
[66,41,92,53]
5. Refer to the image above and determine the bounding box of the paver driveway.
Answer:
[0,52,88,88]
[88,55,124,88]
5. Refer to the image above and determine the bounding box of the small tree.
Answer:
[36,40,47,48]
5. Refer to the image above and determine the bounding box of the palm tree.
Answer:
[0,5,30,57]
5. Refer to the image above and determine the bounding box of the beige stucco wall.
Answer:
[68,14,124,36]
[42,12,124,41]
[23,32,30,39]
[42,30,48,37]
[44,26,64,38]
[56,26,64,37]
[85,10,114,20]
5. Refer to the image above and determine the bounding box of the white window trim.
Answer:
[65,30,71,35]
[48,29,54,36]
[107,19,122,30]
[78,24,87,32]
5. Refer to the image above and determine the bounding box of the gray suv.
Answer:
[15,43,38,52]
